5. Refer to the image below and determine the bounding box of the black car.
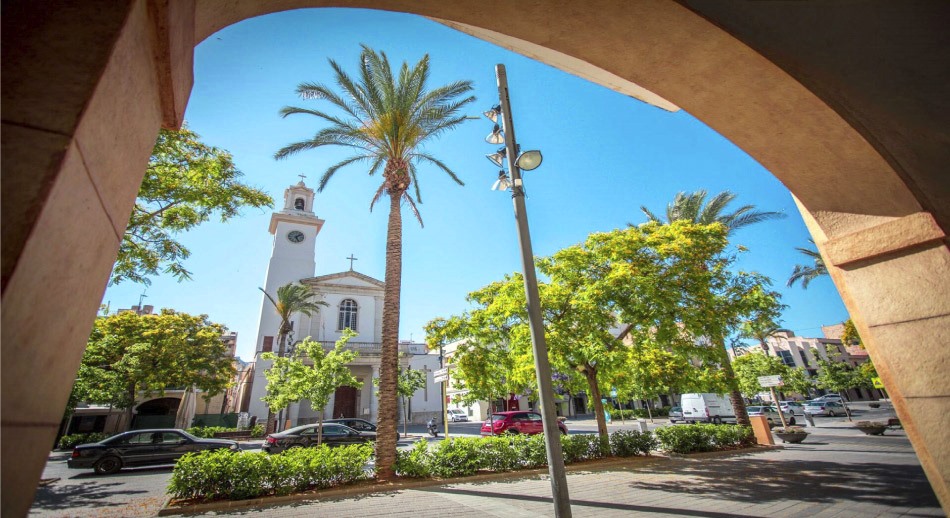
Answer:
[325,418,404,440]
[67,429,238,475]
[324,418,378,433]
[263,423,376,453]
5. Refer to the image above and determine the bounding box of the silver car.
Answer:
[804,400,847,417]
[447,409,469,422]
[747,405,796,426]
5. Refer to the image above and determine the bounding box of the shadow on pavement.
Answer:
[628,457,939,508]
[32,481,153,511]
[419,487,759,518]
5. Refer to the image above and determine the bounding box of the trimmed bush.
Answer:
[560,433,609,463]
[428,437,484,478]
[394,439,432,478]
[58,432,109,450]
[609,430,658,457]
[168,444,372,501]
[654,424,752,454]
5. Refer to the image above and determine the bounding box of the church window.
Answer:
[294,197,305,210]
[338,299,358,331]
[262,336,274,353]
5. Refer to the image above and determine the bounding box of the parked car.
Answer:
[680,393,737,424]
[67,429,238,475]
[747,405,796,426]
[804,400,847,417]
[779,401,805,416]
[668,406,684,424]
[480,411,569,436]
[447,409,470,422]
[324,418,378,432]
[810,394,843,403]
[263,423,375,453]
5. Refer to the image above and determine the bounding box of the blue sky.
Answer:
[103,8,848,361]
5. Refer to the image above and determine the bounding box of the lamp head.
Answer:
[485,124,505,144]
[491,171,511,191]
[515,150,543,171]
[483,105,502,123]
[486,147,507,167]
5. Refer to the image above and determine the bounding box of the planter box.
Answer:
[773,432,808,444]
[857,425,887,436]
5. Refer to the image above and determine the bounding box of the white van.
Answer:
[680,393,737,424]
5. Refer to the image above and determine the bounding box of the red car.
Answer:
[480,411,569,436]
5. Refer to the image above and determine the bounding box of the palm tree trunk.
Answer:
[375,192,403,480]
[716,338,750,426]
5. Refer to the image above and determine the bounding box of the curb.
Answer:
[667,445,781,459]
[158,455,669,516]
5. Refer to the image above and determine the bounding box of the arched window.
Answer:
[338,299,358,331]
[294,197,305,210]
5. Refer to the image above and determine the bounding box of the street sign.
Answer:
[758,375,784,387]
[434,367,449,378]
[434,374,448,383]
[872,377,885,389]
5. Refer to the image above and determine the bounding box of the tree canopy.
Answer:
[70,309,235,421]
[262,330,362,445]
[112,127,272,286]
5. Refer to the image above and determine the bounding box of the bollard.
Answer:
[804,413,816,427]
[637,419,649,433]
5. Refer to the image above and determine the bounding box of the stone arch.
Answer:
[2,2,947,515]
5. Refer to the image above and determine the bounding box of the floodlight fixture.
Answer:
[485,124,505,144]
[516,150,543,171]
[486,147,507,167]
[483,105,502,123]
[491,170,512,191]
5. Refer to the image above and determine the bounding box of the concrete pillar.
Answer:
[800,206,950,508]
[1,2,194,516]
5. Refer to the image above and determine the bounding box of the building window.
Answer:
[777,350,796,367]
[338,299,358,331]
[262,336,274,353]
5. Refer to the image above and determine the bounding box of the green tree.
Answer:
[732,352,790,398]
[262,330,362,445]
[787,239,829,288]
[112,127,272,286]
[373,366,427,438]
[259,282,326,432]
[73,310,235,426]
[612,340,699,422]
[842,319,863,347]
[738,316,783,357]
[639,189,785,236]
[274,46,474,479]
[813,348,857,421]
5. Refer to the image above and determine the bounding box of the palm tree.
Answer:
[641,190,784,426]
[274,46,474,479]
[260,283,326,432]
[787,239,828,288]
[739,319,782,356]
[640,190,785,234]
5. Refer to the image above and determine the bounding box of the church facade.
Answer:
[246,181,442,428]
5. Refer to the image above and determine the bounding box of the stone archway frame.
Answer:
[2,1,947,516]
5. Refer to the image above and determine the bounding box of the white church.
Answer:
[246,180,442,428]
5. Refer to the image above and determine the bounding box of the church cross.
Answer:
[347,254,358,271]
[297,173,307,182]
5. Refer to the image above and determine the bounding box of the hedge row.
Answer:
[608,406,672,419]
[186,425,264,438]
[58,432,110,450]
[168,444,373,501]
[168,426,751,501]
[395,430,658,479]
[653,424,754,453]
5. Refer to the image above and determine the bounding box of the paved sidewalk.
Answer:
[182,426,942,517]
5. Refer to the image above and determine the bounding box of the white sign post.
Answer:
[757,375,788,429]
[434,367,451,438]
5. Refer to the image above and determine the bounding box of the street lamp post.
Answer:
[488,63,572,518]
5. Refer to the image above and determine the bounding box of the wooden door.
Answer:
[333,386,358,418]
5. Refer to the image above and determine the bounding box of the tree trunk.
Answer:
[375,192,403,481]
[402,396,409,438]
[717,345,750,426]
[839,390,854,421]
[317,412,323,446]
[583,365,609,441]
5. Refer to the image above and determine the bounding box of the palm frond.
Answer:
[318,155,374,192]
[369,183,387,213]
[412,153,464,186]
[402,191,424,228]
